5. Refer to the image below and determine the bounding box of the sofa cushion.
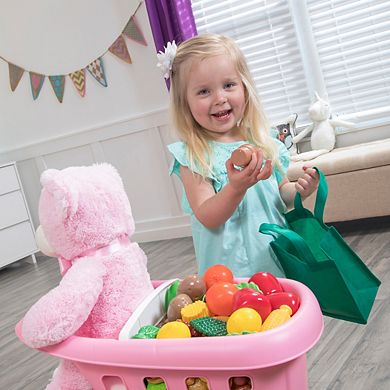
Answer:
[287,138,390,181]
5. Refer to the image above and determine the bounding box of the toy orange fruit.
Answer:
[203,264,234,290]
[205,282,238,316]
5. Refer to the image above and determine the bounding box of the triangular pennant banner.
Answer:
[49,75,65,103]
[8,63,25,92]
[122,16,147,46]
[109,35,132,64]
[87,58,107,87]
[69,69,86,97]
[29,72,45,100]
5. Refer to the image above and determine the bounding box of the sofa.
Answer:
[287,138,390,223]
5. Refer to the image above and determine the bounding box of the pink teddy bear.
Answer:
[21,163,154,389]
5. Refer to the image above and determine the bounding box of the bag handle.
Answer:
[294,167,328,223]
[259,223,318,266]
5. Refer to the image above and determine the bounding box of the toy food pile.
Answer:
[132,265,300,340]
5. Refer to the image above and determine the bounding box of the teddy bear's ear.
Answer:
[40,169,79,220]
[40,169,59,188]
[97,162,116,174]
[97,163,121,181]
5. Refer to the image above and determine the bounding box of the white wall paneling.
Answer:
[0,162,38,267]
[1,109,192,243]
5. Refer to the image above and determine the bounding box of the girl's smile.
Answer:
[211,109,232,120]
[186,54,245,141]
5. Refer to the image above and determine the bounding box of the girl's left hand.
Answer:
[295,166,319,199]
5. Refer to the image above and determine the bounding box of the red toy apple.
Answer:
[248,272,283,295]
[232,288,272,321]
[268,292,300,315]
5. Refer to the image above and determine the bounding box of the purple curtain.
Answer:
[145,0,198,54]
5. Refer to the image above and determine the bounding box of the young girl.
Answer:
[165,34,319,277]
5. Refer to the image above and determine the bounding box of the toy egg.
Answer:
[231,144,260,167]
[167,294,193,321]
[227,307,262,334]
[178,274,206,301]
[156,321,191,339]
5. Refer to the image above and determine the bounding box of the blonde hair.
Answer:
[170,34,278,177]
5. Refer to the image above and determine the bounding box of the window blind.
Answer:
[191,0,312,125]
[191,0,390,130]
[307,0,390,129]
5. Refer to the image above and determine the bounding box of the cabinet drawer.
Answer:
[0,221,38,268]
[0,191,29,229]
[0,165,20,195]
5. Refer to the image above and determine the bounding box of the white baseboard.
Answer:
[133,224,192,243]
[133,215,192,243]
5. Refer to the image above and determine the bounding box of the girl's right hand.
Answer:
[226,149,272,194]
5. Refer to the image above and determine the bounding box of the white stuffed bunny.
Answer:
[291,92,355,161]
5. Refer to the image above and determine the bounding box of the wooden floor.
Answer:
[1,218,389,390]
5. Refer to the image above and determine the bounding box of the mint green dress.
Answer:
[167,139,290,278]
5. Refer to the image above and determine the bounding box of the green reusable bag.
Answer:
[259,168,381,324]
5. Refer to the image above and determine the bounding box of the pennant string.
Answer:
[0,1,144,102]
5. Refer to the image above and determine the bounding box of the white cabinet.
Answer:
[0,162,38,268]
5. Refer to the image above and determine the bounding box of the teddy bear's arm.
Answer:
[21,258,105,348]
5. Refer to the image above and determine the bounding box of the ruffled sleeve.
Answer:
[167,142,188,179]
[273,138,290,184]
[167,141,208,178]
[167,141,222,192]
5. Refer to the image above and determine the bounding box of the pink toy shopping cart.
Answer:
[16,278,323,390]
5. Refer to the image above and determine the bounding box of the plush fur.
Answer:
[22,164,154,390]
